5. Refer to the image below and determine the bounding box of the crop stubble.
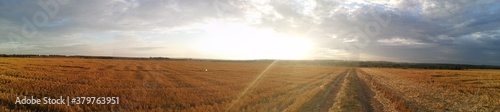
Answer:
[0,58,498,111]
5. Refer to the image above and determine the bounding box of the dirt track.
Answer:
[297,68,383,112]
[297,69,348,112]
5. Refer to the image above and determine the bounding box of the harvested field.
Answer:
[359,68,500,111]
[0,58,347,111]
[0,58,499,111]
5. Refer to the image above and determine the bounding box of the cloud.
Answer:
[1,0,500,65]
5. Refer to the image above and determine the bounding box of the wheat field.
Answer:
[0,58,498,111]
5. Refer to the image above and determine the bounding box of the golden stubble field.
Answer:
[360,68,500,111]
[0,58,346,111]
[0,58,499,111]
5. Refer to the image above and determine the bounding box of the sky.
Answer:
[1,0,500,65]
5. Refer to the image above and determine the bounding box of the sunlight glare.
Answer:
[197,22,313,60]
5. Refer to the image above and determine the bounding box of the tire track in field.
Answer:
[297,69,349,112]
[354,69,383,112]
[329,68,381,111]
[358,69,429,112]
[126,63,173,109]
[297,68,384,112]
[244,71,331,99]
[125,64,148,109]
[158,65,196,88]
[131,63,177,109]
[97,65,116,71]
[235,72,333,110]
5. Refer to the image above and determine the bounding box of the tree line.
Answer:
[1,54,499,70]
[267,60,500,70]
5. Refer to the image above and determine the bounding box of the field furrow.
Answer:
[1,58,499,111]
[295,69,348,112]
[329,68,382,112]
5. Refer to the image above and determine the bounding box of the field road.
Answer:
[297,68,383,112]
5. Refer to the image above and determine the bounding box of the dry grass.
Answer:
[2,57,498,111]
[225,64,347,111]
[0,58,346,111]
[284,68,347,112]
[360,68,500,111]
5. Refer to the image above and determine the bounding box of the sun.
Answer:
[197,22,313,60]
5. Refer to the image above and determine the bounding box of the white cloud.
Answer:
[1,0,500,65]
[377,37,424,45]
